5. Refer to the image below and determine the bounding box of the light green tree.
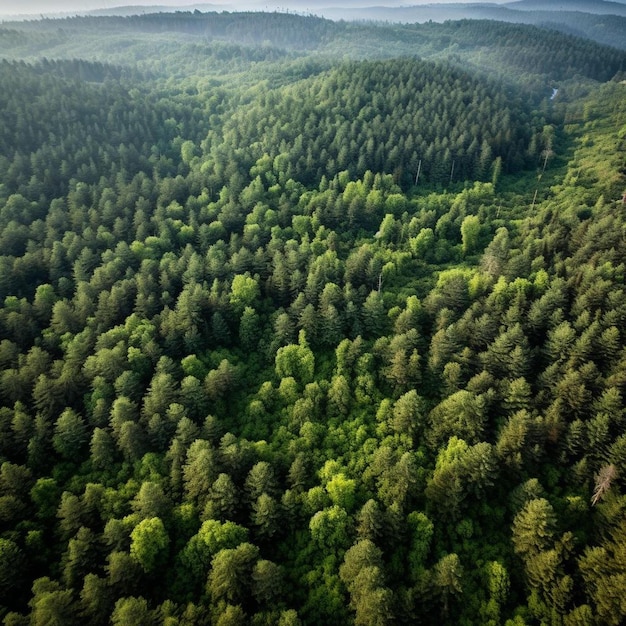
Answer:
[275,331,315,385]
[230,273,260,311]
[461,215,481,256]
[130,517,170,573]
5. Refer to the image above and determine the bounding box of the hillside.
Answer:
[505,0,626,15]
[315,2,626,49]
[2,12,626,77]
[1,10,626,626]
[4,0,626,50]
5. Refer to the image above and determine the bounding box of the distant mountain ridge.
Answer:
[313,1,626,49]
[2,1,626,49]
[85,4,230,17]
[505,0,626,15]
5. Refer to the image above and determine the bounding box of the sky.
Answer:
[1,0,625,17]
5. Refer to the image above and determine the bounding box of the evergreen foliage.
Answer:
[0,8,625,626]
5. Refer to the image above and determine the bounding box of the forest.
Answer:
[1,9,626,626]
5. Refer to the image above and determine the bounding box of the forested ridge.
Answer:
[2,12,626,80]
[1,10,626,626]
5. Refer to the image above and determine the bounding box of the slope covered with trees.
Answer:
[198,57,535,191]
[1,10,626,626]
[2,12,625,80]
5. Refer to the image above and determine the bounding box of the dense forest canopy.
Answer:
[1,8,626,626]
